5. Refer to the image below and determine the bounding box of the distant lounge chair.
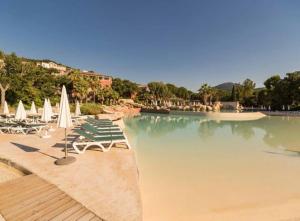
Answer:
[86,120,119,128]
[18,122,47,134]
[0,121,46,134]
[86,120,114,126]
[0,122,12,134]
[72,128,131,153]
[86,118,113,124]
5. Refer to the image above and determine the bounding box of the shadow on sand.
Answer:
[11,142,59,160]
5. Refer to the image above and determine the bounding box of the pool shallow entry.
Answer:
[125,114,300,221]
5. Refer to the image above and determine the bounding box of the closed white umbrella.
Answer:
[47,99,53,118]
[3,101,9,115]
[47,99,56,131]
[15,100,27,121]
[41,99,49,122]
[55,103,60,114]
[75,100,81,116]
[55,85,75,165]
[30,101,37,115]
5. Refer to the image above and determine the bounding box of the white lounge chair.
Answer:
[72,129,131,154]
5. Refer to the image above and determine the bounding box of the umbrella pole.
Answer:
[55,127,76,165]
[65,128,67,158]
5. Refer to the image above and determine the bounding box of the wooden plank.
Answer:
[10,191,65,221]
[0,175,42,195]
[0,175,46,199]
[36,199,77,220]
[0,177,51,201]
[0,174,103,221]
[0,182,52,207]
[21,196,72,221]
[0,174,36,190]
[49,204,83,221]
[77,212,96,220]
[0,184,52,212]
[1,185,57,212]
[63,208,89,221]
[1,187,60,217]
[90,216,103,221]
[20,193,69,221]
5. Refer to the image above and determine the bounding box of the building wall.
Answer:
[99,76,112,88]
[37,61,67,74]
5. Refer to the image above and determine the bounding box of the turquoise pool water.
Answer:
[125,114,300,221]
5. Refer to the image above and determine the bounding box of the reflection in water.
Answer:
[125,114,194,138]
[126,114,300,151]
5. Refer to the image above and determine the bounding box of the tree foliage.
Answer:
[112,78,138,98]
[2,51,300,110]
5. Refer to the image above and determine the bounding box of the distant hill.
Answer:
[215,82,265,93]
[214,82,237,91]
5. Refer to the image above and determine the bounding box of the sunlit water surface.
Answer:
[125,114,300,221]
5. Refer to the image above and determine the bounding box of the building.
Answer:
[80,71,112,88]
[37,61,67,75]
[138,84,150,92]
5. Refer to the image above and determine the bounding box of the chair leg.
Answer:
[126,140,132,149]
[72,143,86,154]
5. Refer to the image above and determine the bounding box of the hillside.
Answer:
[214,82,237,91]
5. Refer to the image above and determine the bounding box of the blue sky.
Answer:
[1,0,300,91]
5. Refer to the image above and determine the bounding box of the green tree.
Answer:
[241,79,256,99]
[0,50,4,59]
[69,71,90,103]
[112,78,138,98]
[148,82,171,105]
[198,83,212,105]
[231,85,237,101]
[0,53,23,108]
[176,87,190,100]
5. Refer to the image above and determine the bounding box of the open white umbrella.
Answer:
[15,100,27,121]
[55,85,75,165]
[75,100,81,116]
[30,101,37,115]
[41,99,51,122]
[3,101,9,115]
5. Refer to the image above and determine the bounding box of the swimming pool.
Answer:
[125,114,300,221]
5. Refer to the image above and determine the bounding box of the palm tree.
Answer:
[69,71,89,103]
[198,84,212,105]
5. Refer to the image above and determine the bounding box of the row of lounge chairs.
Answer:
[72,118,131,153]
[0,121,47,134]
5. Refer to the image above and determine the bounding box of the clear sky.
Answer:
[1,0,300,91]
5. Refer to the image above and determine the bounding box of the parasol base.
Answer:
[55,156,76,165]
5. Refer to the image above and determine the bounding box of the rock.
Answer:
[206,106,213,111]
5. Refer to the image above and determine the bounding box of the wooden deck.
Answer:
[0,174,104,221]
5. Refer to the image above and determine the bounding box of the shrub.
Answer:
[78,103,104,115]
